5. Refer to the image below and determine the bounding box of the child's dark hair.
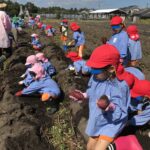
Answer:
[101,37,107,44]
[77,28,81,33]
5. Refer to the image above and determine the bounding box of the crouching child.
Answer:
[16,63,61,114]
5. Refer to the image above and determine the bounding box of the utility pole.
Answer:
[147,0,149,8]
[98,0,101,9]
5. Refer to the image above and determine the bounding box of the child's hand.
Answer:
[97,95,116,111]
[97,95,110,110]
[105,102,116,111]
[15,91,22,96]
[18,81,24,85]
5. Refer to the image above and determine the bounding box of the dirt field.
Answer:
[0,19,149,150]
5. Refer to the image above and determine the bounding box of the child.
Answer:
[37,22,43,29]
[35,15,41,23]
[37,22,47,33]
[36,52,56,77]
[16,63,61,114]
[30,33,42,51]
[19,55,37,86]
[12,15,19,28]
[125,66,145,80]
[69,44,130,150]
[108,16,129,66]
[129,80,150,127]
[45,25,56,37]
[66,51,91,75]
[60,19,68,49]
[28,16,35,29]
[126,25,142,67]
[69,22,85,58]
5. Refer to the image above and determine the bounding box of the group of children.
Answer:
[8,13,148,150]
[15,53,60,114]
[68,16,149,150]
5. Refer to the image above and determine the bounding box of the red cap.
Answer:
[66,51,82,62]
[110,16,122,25]
[70,22,80,31]
[62,19,68,23]
[70,22,77,26]
[116,65,136,88]
[46,25,52,30]
[86,44,120,68]
[127,25,140,40]
[131,80,150,98]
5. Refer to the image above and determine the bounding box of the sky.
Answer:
[13,0,150,9]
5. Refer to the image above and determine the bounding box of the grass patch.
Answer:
[138,19,150,24]
[44,102,85,150]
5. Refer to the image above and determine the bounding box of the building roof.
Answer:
[121,5,139,11]
[90,9,118,14]
[133,8,150,18]
[90,9,127,14]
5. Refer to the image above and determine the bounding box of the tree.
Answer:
[25,2,38,14]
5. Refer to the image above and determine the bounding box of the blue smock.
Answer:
[31,39,42,48]
[23,70,34,86]
[73,60,91,73]
[47,29,53,36]
[22,76,60,97]
[73,31,85,47]
[28,19,35,26]
[85,76,130,137]
[12,22,19,28]
[129,105,150,126]
[127,39,142,61]
[41,61,56,77]
[18,19,24,27]
[108,30,129,58]
[41,24,46,30]
[125,67,145,80]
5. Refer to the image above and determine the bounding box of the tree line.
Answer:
[0,0,89,17]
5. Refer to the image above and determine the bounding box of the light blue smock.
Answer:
[127,39,142,61]
[125,67,145,80]
[22,76,60,97]
[108,30,129,58]
[85,76,130,137]
[73,31,85,47]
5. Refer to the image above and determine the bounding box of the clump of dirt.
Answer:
[0,31,52,150]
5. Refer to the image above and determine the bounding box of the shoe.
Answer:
[46,107,58,115]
